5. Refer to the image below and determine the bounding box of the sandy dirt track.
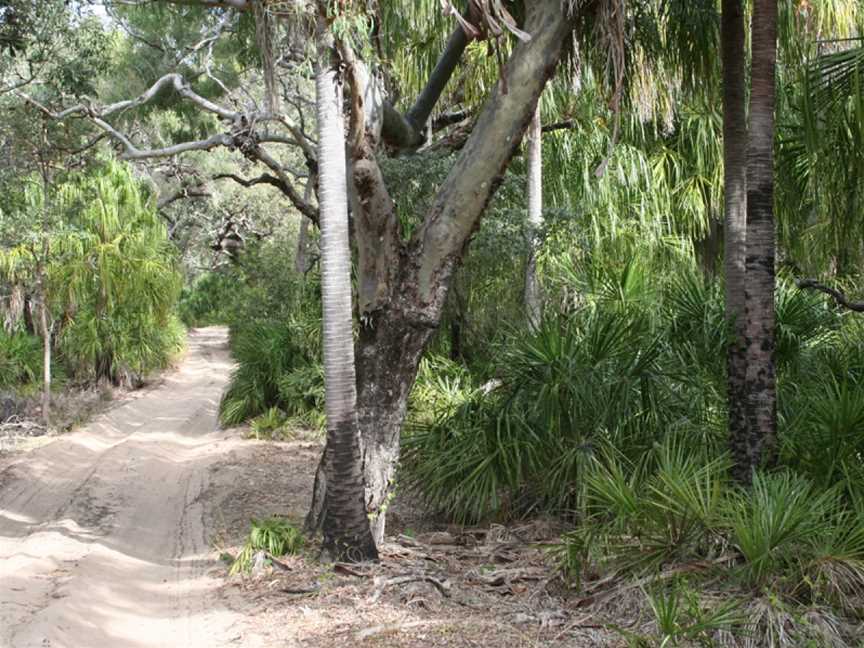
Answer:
[0,327,271,648]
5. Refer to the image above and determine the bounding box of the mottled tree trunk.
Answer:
[307,0,571,546]
[722,0,750,483]
[39,287,51,427]
[23,294,35,335]
[741,0,778,484]
[696,215,721,279]
[315,21,378,562]
[355,308,436,545]
[523,105,544,330]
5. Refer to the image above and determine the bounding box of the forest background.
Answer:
[4,0,864,644]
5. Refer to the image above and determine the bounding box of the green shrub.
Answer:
[230,516,304,575]
[403,306,697,523]
[725,472,832,588]
[54,162,185,383]
[220,314,321,426]
[555,439,729,577]
[277,363,325,429]
[0,329,42,389]
[178,272,236,327]
[249,407,289,440]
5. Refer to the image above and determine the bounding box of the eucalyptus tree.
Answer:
[29,0,574,552]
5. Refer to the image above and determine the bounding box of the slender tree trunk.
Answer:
[40,291,51,426]
[523,104,544,330]
[23,294,35,335]
[696,214,721,279]
[722,0,750,483]
[742,0,778,483]
[315,20,378,562]
[295,175,316,274]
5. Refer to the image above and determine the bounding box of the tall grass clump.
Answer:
[218,239,324,428]
[0,329,43,390]
[220,314,322,426]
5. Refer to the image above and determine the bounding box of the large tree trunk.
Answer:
[356,308,433,544]
[523,104,544,330]
[722,0,750,483]
[306,0,570,545]
[315,20,378,562]
[741,0,778,484]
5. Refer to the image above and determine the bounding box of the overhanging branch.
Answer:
[212,171,319,224]
[796,279,864,312]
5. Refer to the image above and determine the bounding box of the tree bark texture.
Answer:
[39,292,51,426]
[523,104,544,330]
[347,0,570,541]
[722,0,750,483]
[315,27,378,562]
[742,0,778,484]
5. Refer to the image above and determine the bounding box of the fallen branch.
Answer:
[369,573,452,602]
[475,566,547,587]
[356,620,442,641]
[584,553,739,607]
[796,278,864,312]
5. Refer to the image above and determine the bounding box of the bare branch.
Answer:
[157,187,212,210]
[91,117,234,159]
[796,279,864,312]
[18,73,237,121]
[0,74,39,96]
[212,171,319,224]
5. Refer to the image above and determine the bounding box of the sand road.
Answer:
[0,327,267,648]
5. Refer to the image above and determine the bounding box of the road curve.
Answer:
[0,327,261,648]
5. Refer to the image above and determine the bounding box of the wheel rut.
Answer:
[0,327,264,648]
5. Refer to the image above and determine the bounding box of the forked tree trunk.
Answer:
[305,1,570,546]
[315,21,377,562]
[742,0,779,483]
[306,0,571,544]
[523,104,544,330]
[722,0,750,482]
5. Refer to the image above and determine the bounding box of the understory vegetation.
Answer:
[184,237,326,434]
[6,0,864,644]
[0,162,185,405]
